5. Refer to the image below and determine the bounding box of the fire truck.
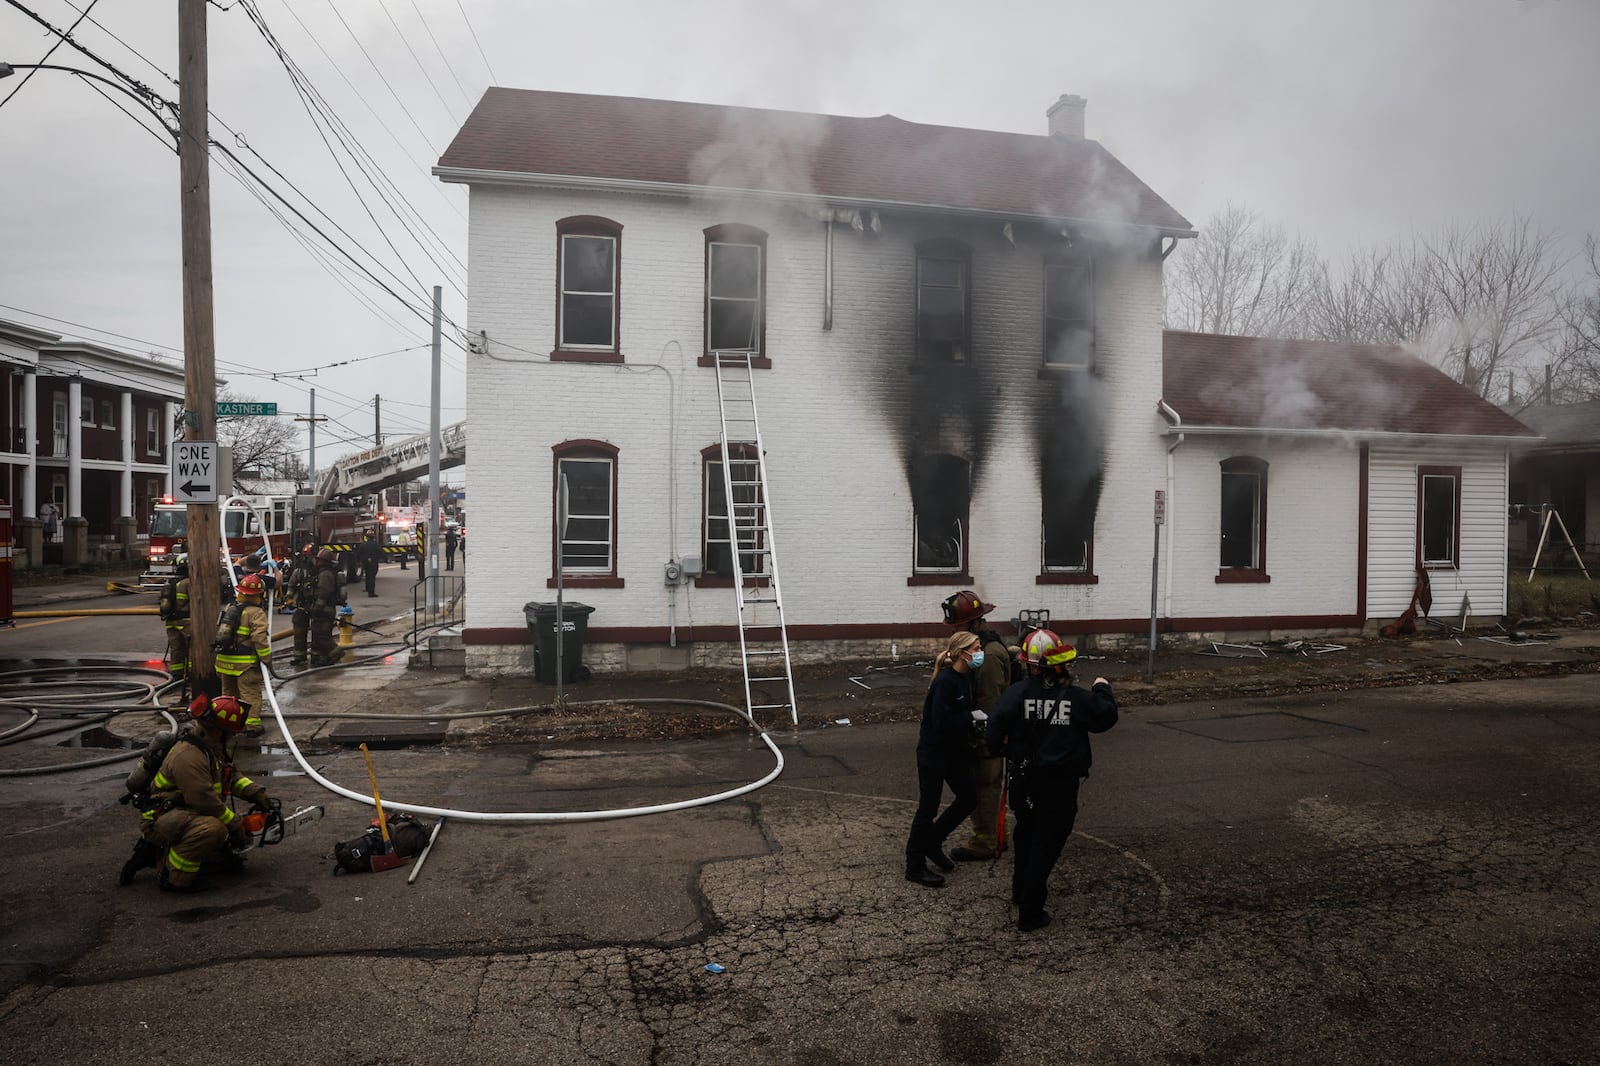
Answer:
[142,494,298,588]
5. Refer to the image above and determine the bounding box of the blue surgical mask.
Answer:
[969,650,986,669]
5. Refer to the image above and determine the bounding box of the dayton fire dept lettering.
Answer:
[1022,698,1074,726]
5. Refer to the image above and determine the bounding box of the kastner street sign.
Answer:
[216,401,278,416]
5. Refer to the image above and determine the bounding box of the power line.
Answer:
[452,0,498,84]
[378,0,464,123]
[0,0,100,111]
[320,0,443,153]
[408,0,475,110]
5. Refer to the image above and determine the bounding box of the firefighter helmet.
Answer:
[316,547,336,565]
[1019,628,1077,672]
[173,553,189,576]
[237,574,265,598]
[941,590,996,627]
[189,694,247,734]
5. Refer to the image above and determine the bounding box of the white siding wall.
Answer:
[1165,436,1362,623]
[464,184,1170,669]
[1367,444,1510,619]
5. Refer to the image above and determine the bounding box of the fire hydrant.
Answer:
[338,604,355,648]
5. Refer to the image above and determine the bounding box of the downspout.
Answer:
[1157,399,1185,622]
[823,219,834,331]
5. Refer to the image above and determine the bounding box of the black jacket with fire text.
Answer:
[985,674,1117,779]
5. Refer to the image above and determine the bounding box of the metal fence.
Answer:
[412,573,465,657]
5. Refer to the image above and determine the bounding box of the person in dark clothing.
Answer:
[309,548,343,666]
[359,530,381,597]
[287,543,316,664]
[444,526,459,571]
[985,628,1118,932]
[903,630,984,888]
[939,590,1013,862]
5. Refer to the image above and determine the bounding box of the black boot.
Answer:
[905,864,945,888]
[119,840,160,886]
[925,846,955,872]
[156,865,208,894]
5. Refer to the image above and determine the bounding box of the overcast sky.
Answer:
[2,0,1596,473]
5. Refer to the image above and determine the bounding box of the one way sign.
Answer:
[170,440,219,503]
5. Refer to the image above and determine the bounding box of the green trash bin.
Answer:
[524,601,595,684]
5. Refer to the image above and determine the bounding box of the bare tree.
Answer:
[1545,234,1600,401]
[216,388,304,482]
[1414,215,1569,398]
[1164,203,1319,337]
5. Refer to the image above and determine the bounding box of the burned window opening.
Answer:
[1219,457,1267,571]
[911,453,970,573]
[1419,466,1460,568]
[1042,473,1099,572]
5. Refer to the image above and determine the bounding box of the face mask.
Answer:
[968,650,986,670]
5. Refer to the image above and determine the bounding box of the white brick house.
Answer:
[436,90,1534,675]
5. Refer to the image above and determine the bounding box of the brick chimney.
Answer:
[1047,94,1086,139]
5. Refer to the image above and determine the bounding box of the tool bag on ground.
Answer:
[331,812,433,874]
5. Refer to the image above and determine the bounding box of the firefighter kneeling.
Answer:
[118,695,277,893]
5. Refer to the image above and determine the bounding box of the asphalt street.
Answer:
[1,652,1597,1064]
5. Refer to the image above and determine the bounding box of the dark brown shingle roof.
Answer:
[436,88,1192,233]
[1161,331,1537,438]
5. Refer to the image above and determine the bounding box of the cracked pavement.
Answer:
[2,672,1599,1064]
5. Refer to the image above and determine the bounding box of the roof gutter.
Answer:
[1157,423,1543,446]
[431,165,1199,240]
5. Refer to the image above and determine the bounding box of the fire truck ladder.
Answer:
[712,351,798,726]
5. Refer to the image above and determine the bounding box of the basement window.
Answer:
[1418,465,1460,569]
[1217,456,1270,583]
[914,240,971,366]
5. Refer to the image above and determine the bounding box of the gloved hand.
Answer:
[970,709,988,723]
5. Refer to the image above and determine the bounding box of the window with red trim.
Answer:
[700,444,768,584]
[702,224,767,364]
[1040,472,1098,582]
[1218,456,1269,582]
[551,441,621,586]
[911,453,969,578]
[554,217,621,361]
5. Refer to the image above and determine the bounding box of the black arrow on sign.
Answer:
[180,481,212,496]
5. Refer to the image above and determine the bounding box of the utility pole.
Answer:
[373,394,382,448]
[296,387,327,486]
[178,0,220,693]
[426,286,442,615]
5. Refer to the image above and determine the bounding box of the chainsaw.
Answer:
[232,803,326,854]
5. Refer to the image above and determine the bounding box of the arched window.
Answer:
[553,216,622,362]
[1218,456,1269,582]
[701,224,768,367]
[550,440,622,587]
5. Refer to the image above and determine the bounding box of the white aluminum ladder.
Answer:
[712,350,799,726]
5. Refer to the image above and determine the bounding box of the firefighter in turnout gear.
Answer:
[213,573,273,735]
[941,590,1013,862]
[309,547,344,666]
[158,553,192,687]
[985,629,1117,932]
[119,695,276,892]
[288,542,316,664]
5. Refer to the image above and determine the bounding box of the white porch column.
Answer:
[21,371,36,517]
[120,390,134,517]
[67,377,82,518]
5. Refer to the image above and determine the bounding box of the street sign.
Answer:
[216,401,278,416]
[1154,489,1166,526]
[171,440,219,503]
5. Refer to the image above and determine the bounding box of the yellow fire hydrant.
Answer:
[338,606,356,648]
